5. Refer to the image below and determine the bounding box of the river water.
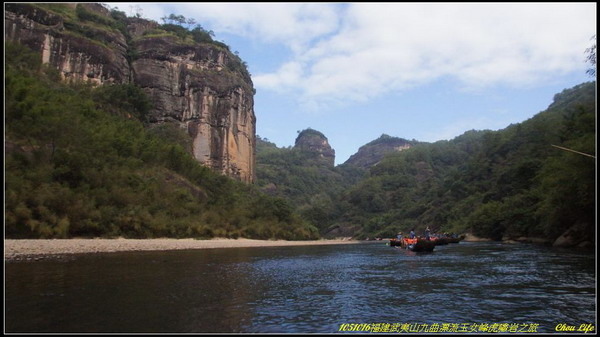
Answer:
[5,241,596,333]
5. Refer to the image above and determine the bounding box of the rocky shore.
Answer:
[4,238,357,261]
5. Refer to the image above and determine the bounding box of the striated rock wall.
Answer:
[132,36,255,182]
[5,3,256,183]
[4,3,130,84]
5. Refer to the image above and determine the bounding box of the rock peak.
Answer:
[294,128,335,167]
[344,134,413,168]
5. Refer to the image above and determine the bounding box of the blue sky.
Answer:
[108,3,596,165]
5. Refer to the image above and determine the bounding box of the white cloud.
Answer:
[254,61,304,90]
[108,3,596,110]
[253,3,596,107]
[154,3,340,52]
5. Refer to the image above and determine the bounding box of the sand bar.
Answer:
[4,238,358,261]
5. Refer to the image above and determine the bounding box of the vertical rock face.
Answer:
[132,36,256,183]
[294,129,335,167]
[4,3,256,183]
[4,3,130,84]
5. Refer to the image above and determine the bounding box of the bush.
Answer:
[75,4,114,27]
[5,42,319,240]
[92,84,152,121]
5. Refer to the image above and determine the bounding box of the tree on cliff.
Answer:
[585,35,596,77]
[160,13,208,32]
[160,14,186,25]
[158,13,216,44]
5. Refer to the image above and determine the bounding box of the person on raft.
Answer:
[425,226,431,240]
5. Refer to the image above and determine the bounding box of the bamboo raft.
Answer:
[389,238,436,252]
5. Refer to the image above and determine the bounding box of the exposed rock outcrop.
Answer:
[344,134,413,168]
[553,222,594,249]
[133,35,255,182]
[4,3,130,84]
[5,3,256,183]
[294,129,335,167]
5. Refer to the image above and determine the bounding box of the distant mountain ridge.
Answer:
[255,82,596,248]
[343,134,416,168]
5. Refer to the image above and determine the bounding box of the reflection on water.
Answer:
[5,242,596,333]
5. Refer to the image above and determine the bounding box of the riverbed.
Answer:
[4,238,357,261]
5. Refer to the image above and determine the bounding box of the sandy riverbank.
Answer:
[4,238,358,261]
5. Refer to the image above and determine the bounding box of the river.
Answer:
[4,241,596,333]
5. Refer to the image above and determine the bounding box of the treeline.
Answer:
[31,3,250,80]
[5,42,318,240]
[341,81,595,241]
[256,137,365,234]
[255,82,595,244]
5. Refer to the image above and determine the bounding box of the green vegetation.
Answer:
[75,4,115,27]
[5,42,318,240]
[354,82,595,240]
[34,3,124,49]
[142,12,250,78]
[29,4,249,78]
[255,84,595,243]
[255,136,366,234]
[297,128,327,139]
[157,13,215,45]
[33,3,77,21]
[6,1,594,246]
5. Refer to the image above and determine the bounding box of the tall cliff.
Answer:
[4,3,256,183]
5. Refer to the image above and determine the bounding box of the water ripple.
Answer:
[5,242,596,333]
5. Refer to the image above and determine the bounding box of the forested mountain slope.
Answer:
[339,82,595,247]
[256,82,595,247]
[4,42,318,240]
